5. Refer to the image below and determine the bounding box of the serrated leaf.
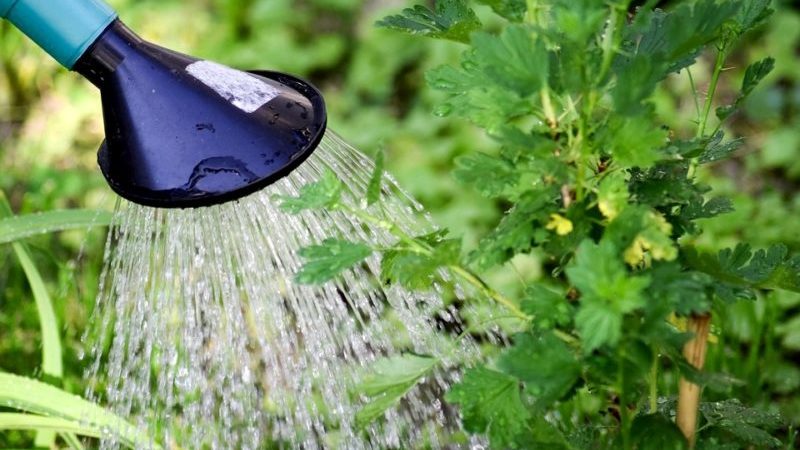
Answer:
[355,355,438,427]
[715,58,775,121]
[733,0,773,33]
[497,332,580,405]
[296,239,373,284]
[741,57,775,97]
[636,0,739,63]
[476,0,526,22]
[376,0,481,43]
[631,414,688,450]
[611,55,662,115]
[602,116,668,168]
[680,196,734,221]
[698,131,743,164]
[597,171,629,220]
[381,231,460,290]
[646,262,712,315]
[567,239,650,352]
[366,149,385,206]
[446,367,529,447]
[566,239,650,311]
[470,190,556,269]
[575,300,623,353]
[683,244,800,294]
[425,68,531,132]
[471,25,548,97]
[277,169,343,213]
[453,152,519,199]
[699,399,783,448]
[520,283,573,330]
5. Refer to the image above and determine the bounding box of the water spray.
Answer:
[2,1,480,448]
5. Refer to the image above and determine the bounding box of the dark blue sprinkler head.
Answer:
[74,20,327,208]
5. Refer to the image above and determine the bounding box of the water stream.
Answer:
[83,132,482,449]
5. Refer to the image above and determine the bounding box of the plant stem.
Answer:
[448,265,527,319]
[677,314,712,448]
[649,352,659,413]
[596,2,627,87]
[540,86,558,132]
[342,205,583,344]
[686,68,702,127]
[618,347,632,450]
[697,49,726,138]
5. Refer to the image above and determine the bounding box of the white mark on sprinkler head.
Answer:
[186,60,280,113]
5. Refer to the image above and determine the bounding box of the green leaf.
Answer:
[470,189,556,269]
[0,195,66,447]
[566,239,650,312]
[497,332,580,405]
[630,414,688,450]
[381,233,460,290]
[680,196,734,221]
[453,152,519,199]
[355,355,438,427]
[575,300,623,353]
[698,131,743,164]
[520,283,573,330]
[740,57,775,97]
[0,372,153,448]
[0,413,106,440]
[698,399,783,448]
[550,0,606,45]
[446,367,529,448]
[476,0,526,22]
[646,263,712,316]
[683,244,800,294]
[277,169,343,213]
[567,239,650,351]
[0,209,113,245]
[12,244,62,378]
[597,171,629,220]
[376,0,481,43]
[470,26,548,97]
[366,149,385,206]
[601,116,668,168]
[733,0,773,33]
[611,55,661,115]
[716,57,775,121]
[296,239,373,284]
[426,65,530,133]
[635,1,739,63]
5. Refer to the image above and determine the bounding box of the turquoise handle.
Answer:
[0,0,117,68]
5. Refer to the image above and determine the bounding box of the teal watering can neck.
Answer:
[0,0,116,68]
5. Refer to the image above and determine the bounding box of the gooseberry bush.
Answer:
[280,0,798,448]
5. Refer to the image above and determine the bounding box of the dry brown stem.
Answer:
[676,313,712,448]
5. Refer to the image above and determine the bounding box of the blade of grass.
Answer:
[0,413,102,439]
[0,373,155,449]
[62,431,87,450]
[0,194,66,447]
[0,209,112,245]
[13,241,63,448]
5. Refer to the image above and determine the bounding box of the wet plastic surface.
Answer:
[75,20,327,208]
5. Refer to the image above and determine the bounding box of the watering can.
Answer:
[0,0,327,208]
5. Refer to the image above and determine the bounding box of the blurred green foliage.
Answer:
[1,0,799,448]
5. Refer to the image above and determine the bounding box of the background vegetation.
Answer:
[1,0,799,448]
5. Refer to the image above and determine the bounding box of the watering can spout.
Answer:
[1,0,327,208]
